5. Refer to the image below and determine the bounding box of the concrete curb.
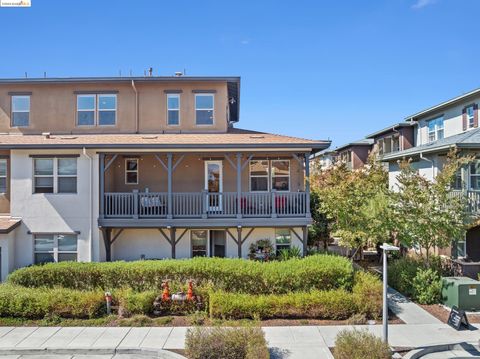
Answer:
[403,342,479,359]
[0,347,187,358]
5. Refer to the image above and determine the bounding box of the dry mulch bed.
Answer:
[420,304,480,323]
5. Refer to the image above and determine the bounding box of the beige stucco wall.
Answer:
[0,81,229,134]
[104,153,305,193]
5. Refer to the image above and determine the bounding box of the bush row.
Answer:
[8,255,354,294]
[0,284,105,319]
[209,272,382,320]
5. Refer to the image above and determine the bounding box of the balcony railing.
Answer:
[103,191,309,219]
[448,190,480,214]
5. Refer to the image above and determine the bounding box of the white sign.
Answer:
[469,287,477,296]
[0,0,31,7]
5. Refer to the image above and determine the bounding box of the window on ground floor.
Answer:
[0,159,7,194]
[470,162,480,190]
[275,228,291,255]
[34,234,78,264]
[456,239,466,258]
[191,230,207,257]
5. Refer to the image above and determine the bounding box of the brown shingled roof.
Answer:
[0,217,21,234]
[0,128,330,151]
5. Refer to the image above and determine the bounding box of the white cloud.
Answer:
[240,39,250,45]
[412,0,437,9]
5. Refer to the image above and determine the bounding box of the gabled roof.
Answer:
[365,122,415,139]
[0,128,330,152]
[405,87,480,121]
[382,128,480,161]
[0,76,241,123]
[334,138,374,152]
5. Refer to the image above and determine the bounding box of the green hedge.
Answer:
[0,284,105,319]
[209,272,382,320]
[8,255,354,294]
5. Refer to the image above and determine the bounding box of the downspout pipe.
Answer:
[131,80,139,133]
[420,152,435,179]
[83,147,93,262]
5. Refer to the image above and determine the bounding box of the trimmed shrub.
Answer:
[8,255,354,294]
[352,271,382,319]
[185,326,269,359]
[209,289,357,320]
[334,329,391,359]
[412,268,442,305]
[116,288,157,317]
[388,257,421,297]
[0,284,105,319]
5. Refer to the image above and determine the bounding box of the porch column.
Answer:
[99,153,105,219]
[305,153,311,218]
[236,153,242,218]
[170,227,176,259]
[101,227,112,262]
[167,153,173,219]
[302,226,308,257]
[237,226,242,258]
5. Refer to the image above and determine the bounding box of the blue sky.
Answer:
[0,0,479,147]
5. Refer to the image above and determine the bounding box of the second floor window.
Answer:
[11,95,30,127]
[427,116,444,143]
[167,94,180,125]
[195,94,214,125]
[467,105,475,128]
[77,94,116,126]
[0,159,7,194]
[34,158,77,194]
[271,160,290,191]
[249,160,291,192]
[125,159,138,184]
[250,160,269,191]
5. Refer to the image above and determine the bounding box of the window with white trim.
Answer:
[249,160,269,191]
[275,228,291,255]
[167,94,180,125]
[0,159,7,194]
[34,234,78,264]
[125,158,138,184]
[427,116,444,143]
[33,158,77,194]
[470,161,480,190]
[11,95,30,127]
[452,168,463,190]
[195,94,214,125]
[191,230,207,257]
[271,160,290,191]
[467,105,475,129]
[77,94,116,126]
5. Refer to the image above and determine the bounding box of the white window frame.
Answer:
[11,95,30,127]
[76,94,117,127]
[0,159,7,194]
[249,160,270,192]
[467,105,475,129]
[33,234,78,264]
[191,230,209,257]
[271,159,290,192]
[33,157,77,194]
[469,161,480,191]
[275,228,291,254]
[195,93,215,126]
[167,93,180,126]
[427,116,444,143]
[125,158,139,185]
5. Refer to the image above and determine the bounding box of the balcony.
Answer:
[103,190,308,220]
[449,190,480,214]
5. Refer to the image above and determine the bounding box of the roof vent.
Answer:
[142,135,158,139]
[250,135,265,139]
[174,72,183,77]
[59,136,77,140]
[42,132,51,139]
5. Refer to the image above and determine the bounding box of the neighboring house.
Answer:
[311,149,337,171]
[333,139,373,170]
[382,88,480,269]
[365,122,415,157]
[0,76,330,280]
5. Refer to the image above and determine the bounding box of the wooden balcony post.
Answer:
[133,189,139,219]
[202,189,208,219]
[170,227,176,259]
[302,226,308,257]
[237,226,242,258]
[305,153,311,218]
[167,153,173,219]
[271,189,277,218]
[236,153,242,218]
[99,153,105,219]
[101,227,112,262]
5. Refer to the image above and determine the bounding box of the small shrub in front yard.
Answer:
[352,271,382,319]
[0,284,105,319]
[334,329,391,359]
[185,326,269,359]
[412,268,442,305]
[116,288,157,317]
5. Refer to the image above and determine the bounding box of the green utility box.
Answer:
[442,277,480,311]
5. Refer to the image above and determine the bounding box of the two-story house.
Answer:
[366,122,415,157]
[382,88,480,268]
[0,76,330,280]
[331,139,373,170]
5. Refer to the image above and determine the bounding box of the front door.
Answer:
[205,161,223,211]
[210,230,226,257]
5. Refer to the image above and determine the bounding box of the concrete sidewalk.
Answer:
[387,287,442,325]
[0,324,477,359]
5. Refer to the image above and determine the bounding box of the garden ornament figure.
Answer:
[162,280,170,301]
